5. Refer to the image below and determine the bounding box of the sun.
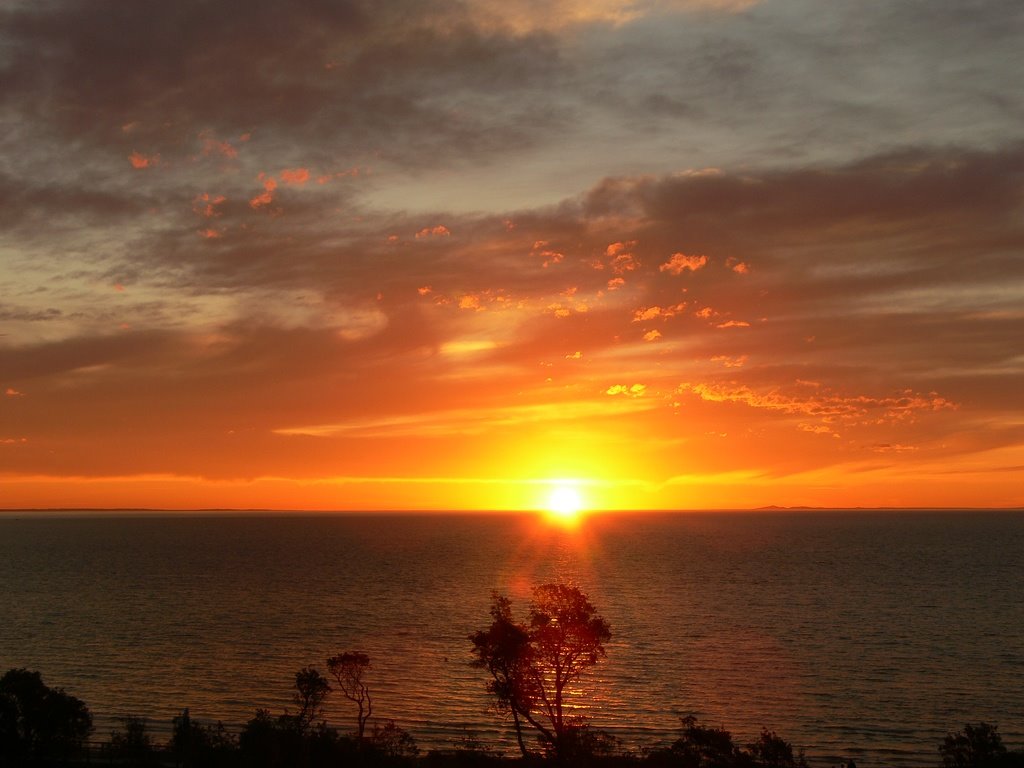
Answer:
[544,484,585,525]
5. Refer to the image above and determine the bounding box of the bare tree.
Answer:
[326,652,372,742]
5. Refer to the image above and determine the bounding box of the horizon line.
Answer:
[1,506,1022,515]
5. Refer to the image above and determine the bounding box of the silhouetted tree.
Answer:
[327,651,373,742]
[747,728,806,768]
[469,593,536,757]
[107,715,156,766]
[941,723,1008,768]
[0,668,92,764]
[171,708,236,768]
[291,667,331,736]
[664,716,740,768]
[470,584,611,759]
[370,719,419,760]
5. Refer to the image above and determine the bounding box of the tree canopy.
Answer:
[470,583,611,758]
[327,651,373,742]
[0,668,92,764]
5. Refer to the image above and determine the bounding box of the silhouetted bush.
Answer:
[644,717,808,768]
[940,723,1024,768]
[0,668,92,766]
[746,728,807,768]
[172,708,238,768]
[105,715,157,766]
[648,716,740,768]
[370,719,420,761]
[8,657,1024,768]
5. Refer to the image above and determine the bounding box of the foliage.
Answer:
[107,715,156,765]
[746,728,806,768]
[370,719,420,760]
[470,583,611,758]
[0,668,92,765]
[171,708,237,767]
[661,716,740,768]
[291,667,331,736]
[327,651,373,741]
[646,717,807,768]
[940,723,1024,768]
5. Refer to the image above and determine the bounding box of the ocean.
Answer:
[0,511,1021,766]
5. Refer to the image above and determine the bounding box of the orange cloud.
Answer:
[532,241,565,267]
[727,257,750,274]
[643,330,662,341]
[5,388,24,397]
[548,303,572,318]
[680,382,957,427]
[199,130,238,159]
[606,383,647,396]
[660,252,708,274]
[607,277,625,290]
[416,225,451,239]
[711,355,748,367]
[716,320,750,328]
[633,302,687,321]
[250,175,278,209]
[193,193,226,218]
[128,151,159,169]
[280,168,311,186]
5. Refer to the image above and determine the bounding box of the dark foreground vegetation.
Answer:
[3,585,1021,768]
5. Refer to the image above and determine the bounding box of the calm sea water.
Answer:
[1,511,1022,766]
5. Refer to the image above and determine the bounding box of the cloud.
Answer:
[128,151,159,169]
[249,175,278,209]
[633,303,687,321]
[680,382,957,428]
[280,168,311,186]
[660,252,707,274]
[710,355,747,368]
[606,383,647,396]
[199,131,239,160]
[416,225,451,239]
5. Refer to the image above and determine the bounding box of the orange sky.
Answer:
[2,0,1023,511]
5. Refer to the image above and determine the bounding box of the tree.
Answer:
[469,593,536,757]
[370,720,419,760]
[171,708,236,768]
[747,728,806,768]
[0,668,92,764]
[326,651,373,742]
[667,716,741,768]
[107,715,156,765]
[941,723,1008,768]
[291,667,331,736]
[470,584,611,758]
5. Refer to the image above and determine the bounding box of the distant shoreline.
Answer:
[1,506,1021,519]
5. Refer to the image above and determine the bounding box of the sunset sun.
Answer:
[544,484,585,524]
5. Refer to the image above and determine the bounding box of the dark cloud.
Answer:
[0,0,566,169]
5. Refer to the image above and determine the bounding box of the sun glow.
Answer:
[544,483,585,525]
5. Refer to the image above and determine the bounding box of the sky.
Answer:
[1,0,1023,511]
